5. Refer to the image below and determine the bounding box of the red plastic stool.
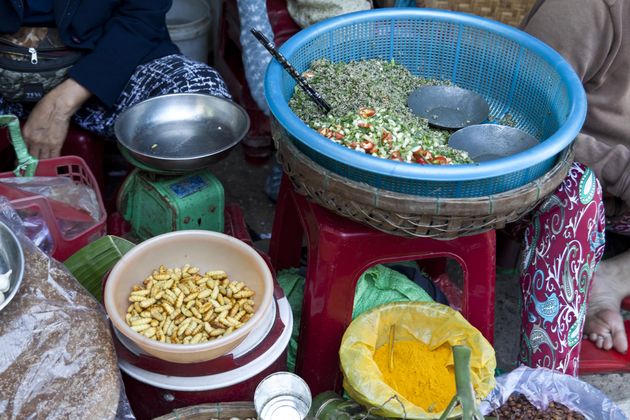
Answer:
[579,297,630,374]
[269,176,496,394]
[62,125,105,193]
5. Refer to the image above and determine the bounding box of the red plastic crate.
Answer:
[0,156,107,261]
[0,123,105,192]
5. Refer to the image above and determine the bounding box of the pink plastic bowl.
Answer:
[104,230,274,363]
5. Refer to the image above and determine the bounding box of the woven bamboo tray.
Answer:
[419,0,535,26]
[153,402,256,420]
[273,121,573,239]
[377,0,536,27]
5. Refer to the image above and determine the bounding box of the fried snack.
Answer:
[125,265,255,344]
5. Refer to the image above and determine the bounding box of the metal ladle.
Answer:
[448,124,539,162]
[408,85,489,129]
[408,86,538,162]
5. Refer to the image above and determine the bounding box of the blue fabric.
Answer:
[0,0,180,107]
[394,0,416,7]
[22,0,54,25]
[236,0,273,115]
[264,161,283,202]
[27,0,52,12]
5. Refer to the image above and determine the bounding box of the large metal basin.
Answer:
[0,220,24,313]
[115,93,250,172]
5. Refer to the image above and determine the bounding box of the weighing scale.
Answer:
[116,148,225,241]
[113,93,250,241]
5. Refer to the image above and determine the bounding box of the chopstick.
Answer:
[250,28,332,114]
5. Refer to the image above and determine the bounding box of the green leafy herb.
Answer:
[289,59,472,165]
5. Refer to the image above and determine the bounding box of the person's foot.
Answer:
[584,250,630,353]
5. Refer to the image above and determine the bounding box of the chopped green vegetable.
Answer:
[289,59,472,165]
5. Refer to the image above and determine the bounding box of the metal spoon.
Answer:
[408,85,489,129]
[250,28,331,113]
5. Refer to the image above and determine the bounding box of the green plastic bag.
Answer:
[277,264,434,372]
[276,268,305,373]
[352,264,433,319]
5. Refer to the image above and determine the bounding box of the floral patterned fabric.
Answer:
[0,54,230,137]
[236,0,273,115]
[514,162,606,376]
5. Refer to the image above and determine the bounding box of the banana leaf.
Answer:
[440,345,486,420]
[64,235,135,301]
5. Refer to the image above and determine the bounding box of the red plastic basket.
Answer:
[0,115,106,261]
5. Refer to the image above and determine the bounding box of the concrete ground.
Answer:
[209,144,630,416]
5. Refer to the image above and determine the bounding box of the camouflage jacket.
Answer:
[0,0,179,107]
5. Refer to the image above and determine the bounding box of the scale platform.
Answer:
[113,93,250,241]
[117,167,224,241]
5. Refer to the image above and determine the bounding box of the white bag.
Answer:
[480,366,627,420]
[287,0,373,28]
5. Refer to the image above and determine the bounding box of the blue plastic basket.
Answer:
[265,8,586,198]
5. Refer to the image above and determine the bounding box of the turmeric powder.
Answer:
[373,340,455,412]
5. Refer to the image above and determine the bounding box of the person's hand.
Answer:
[22,79,91,159]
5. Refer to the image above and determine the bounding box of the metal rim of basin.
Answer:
[0,220,24,313]
[114,93,250,173]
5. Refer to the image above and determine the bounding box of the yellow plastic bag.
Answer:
[339,301,496,419]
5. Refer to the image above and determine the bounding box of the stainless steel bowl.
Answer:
[114,93,250,172]
[0,221,24,313]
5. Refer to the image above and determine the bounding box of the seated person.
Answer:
[233,0,372,200]
[524,0,630,355]
[0,0,230,159]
